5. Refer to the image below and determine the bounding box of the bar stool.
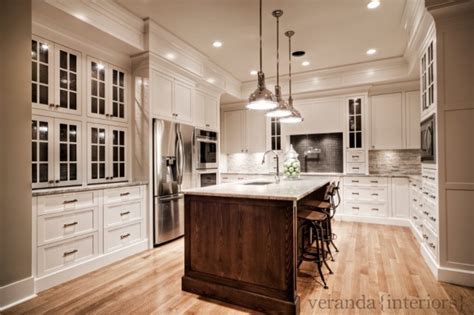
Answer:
[297,208,333,289]
[302,182,341,261]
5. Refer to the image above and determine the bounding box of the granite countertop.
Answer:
[32,181,148,197]
[220,172,419,178]
[184,177,332,201]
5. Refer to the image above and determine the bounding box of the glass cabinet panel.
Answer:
[89,60,107,116]
[32,117,52,188]
[111,68,125,119]
[31,38,52,108]
[348,98,363,149]
[55,120,81,185]
[90,126,108,182]
[270,118,281,151]
[111,128,126,180]
[56,46,80,112]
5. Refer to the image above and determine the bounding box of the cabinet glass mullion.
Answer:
[111,129,126,180]
[90,126,107,181]
[57,122,79,184]
[31,39,51,107]
[348,98,362,149]
[32,118,51,187]
[90,61,106,116]
[58,49,78,110]
[111,69,125,119]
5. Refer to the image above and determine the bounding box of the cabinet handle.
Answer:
[413,198,417,202]
[120,211,130,216]
[63,249,78,257]
[63,199,78,204]
[49,103,55,108]
[55,180,60,183]
[353,167,360,170]
[352,180,359,183]
[63,222,78,228]
[412,216,418,220]
[48,180,55,184]
[429,177,435,180]
[352,155,359,158]
[106,113,110,117]
[430,195,436,199]
[120,233,131,240]
[430,216,436,222]
[429,243,436,249]
[352,206,360,210]
[205,124,210,127]
[371,193,379,196]
[371,208,379,211]
[351,192,359,195]
[370,180,378,183]
[120,192,130,196]
[422,234,428,239]
[423,211,429,215]
[423,192,429,195]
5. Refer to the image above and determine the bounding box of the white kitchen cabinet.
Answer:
[421,39,436,117]
[32,115,82,189]
[32,37,82,115]
[370,93,403,150]
[194,91,219,130]
[405,91,421,149]
[391,177,409,218]
[87,124,127,184]
[151,70,193,123]
[87,57,127,122]
[223,109,266,154]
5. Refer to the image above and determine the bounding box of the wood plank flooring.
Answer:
[5,221,473,314]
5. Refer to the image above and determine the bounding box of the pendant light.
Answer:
[247,0,277,110]
[280,30,303,124]
[266,10,292,118]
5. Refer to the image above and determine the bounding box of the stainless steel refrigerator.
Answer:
[153,119,194,246]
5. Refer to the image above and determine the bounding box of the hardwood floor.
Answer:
[5,221,473,314]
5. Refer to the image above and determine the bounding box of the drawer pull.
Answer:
[63,199,78,204]
[120,192,130,197]
[352,192,359,195]
[430,216,436,222]
[352,167,360,170]
[430,195,436,199]
[352,155,359,158]
[423,192,429,195]
[412,198,417,202]
[419,224,423,228]
[372,193,379,196]
[63,222,78,228]
[63,249,78,257]
[429,177,435,180]
[351,180,359,183]
[423,211,429,215]
[120,211,131,216]
[371,208,379,211]
[422,234,428,239]
[370,180,378,183]
[429,243,436,249]
[120,233,131,240]
[352,206,360,210]
[412,216,418,220]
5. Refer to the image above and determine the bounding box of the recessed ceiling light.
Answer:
[250,70,258,76]
[302,61,310,66]
[292,50,306,57]
[212,41,222,48]
[165,53,176,60]
[207,78,215,84]
[367,1,380,9]
[366,48,377,55]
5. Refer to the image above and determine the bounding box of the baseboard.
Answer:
[0,276,36,311]
[438,266,474,287]
[335,213,411,227]
[35,239,149,292]
[421,243,439,278]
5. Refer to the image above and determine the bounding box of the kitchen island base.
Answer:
[182,181,329,314]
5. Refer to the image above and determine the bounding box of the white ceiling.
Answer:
[116,0,408,82]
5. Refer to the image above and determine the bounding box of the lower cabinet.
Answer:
[33,184,147,291]
[343,176,389,217]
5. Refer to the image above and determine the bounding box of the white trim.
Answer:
[438,266,474,287]
[35,239,148,292]
[0,277,36,311]
[334,213,411,227]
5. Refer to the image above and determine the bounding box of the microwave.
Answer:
[421,114,436,163]
[195,129,218,169]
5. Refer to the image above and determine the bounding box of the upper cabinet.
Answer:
[32,36,82,115]
[347,97,364,149]
[421,40,436,117]
[151,70,193,124]
[194,91,219,130]
[222,109,266,154]
[370,91,420,150]
[87,57,127,122]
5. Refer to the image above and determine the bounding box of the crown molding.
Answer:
[44,0,145,51]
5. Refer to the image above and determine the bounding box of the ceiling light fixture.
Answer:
[280,31,303,124]
[266,10,291,118]
[366,48,377,55]
[302,61,310,66]
[292,50,306,57]
[212,41,222,48]
[367,0,380,9]
[247,0,277,110]
[250,70,258,76]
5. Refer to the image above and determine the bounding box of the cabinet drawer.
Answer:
[37,233,98,276]
[422,225,438,260]
[345,203,388,217]
[37,207,98,246]
[347,150,365,163]
[345,187,387,203]
[37,191,99,215]
[104,222,142,253]
[346,163,365,174]
[103,186,142,204]
[344,176,388,186]
[104,201,142,229]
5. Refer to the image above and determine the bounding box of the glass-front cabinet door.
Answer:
[110,66,126,122]
[55,45,81,114]
[31,36,54,111]
[32,116,81,189]
[88,57,108,119]
[348,97,363,149]
[88,124,128,184]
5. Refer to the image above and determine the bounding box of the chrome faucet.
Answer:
[262,150,280,183]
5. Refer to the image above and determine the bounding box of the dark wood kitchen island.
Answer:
[182,178,331,314]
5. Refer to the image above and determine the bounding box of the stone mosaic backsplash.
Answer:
[369,149,421,175]
[224,152,284,174]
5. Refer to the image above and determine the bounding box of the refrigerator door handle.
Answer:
[159,194,183,202]
[175,125,184,186]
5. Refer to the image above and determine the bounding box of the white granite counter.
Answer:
[32,181,148,197]
[220,172,418,178]
[184,177,332,201]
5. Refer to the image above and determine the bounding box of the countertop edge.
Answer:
[32,181,149,197]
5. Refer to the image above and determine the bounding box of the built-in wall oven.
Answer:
[195,129,218,170]
[421,114,436,163]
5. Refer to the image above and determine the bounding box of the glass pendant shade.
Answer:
[247,72,277,110]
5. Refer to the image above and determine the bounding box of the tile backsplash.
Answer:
[369,149,421,175]
[223,152,284,173]
[290,133,344,173]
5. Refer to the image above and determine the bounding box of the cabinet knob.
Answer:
[48,180,54,184]
[55,180,60,183]
[55,104,60,108]
[205,124,210,127]
[49,103,55,108]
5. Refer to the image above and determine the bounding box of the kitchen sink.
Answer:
[243,181,274,185]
